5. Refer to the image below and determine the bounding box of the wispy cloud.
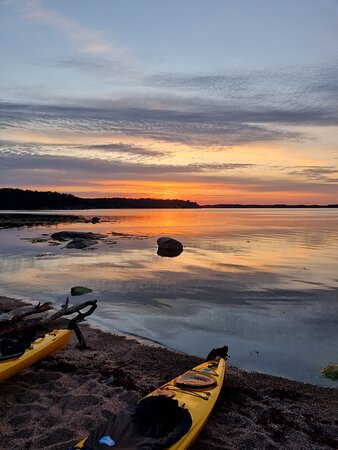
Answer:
[85,143,166,158]
[22,0,120,57]
[0,140,167,159]
[2,63,338,150]
[287,166,338,183]
[0,151,254,175]
[0,101,301,147]
[146,63,338,125]
[12,0,134,76]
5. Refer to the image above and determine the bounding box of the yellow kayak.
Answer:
[163,354,226,449]
[74,346,227,450]
[0,329,71,382]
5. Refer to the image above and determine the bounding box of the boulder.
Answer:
[51,231,105,241]
[157,236,183,251]
[91,217,100,224]
[157,236,183,257]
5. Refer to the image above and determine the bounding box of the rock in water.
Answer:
[70,286,93,296]
[66,238,97,249]
[51,231,105,241]
[91,217,100,224]
[157,236,183,251]
[157,236,183,257]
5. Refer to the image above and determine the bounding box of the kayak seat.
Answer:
[74,396,192,449]
[0,338,26,361]
[0,328,45,362]
[132,395,192,439]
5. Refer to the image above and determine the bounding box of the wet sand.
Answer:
[0,296,337,450]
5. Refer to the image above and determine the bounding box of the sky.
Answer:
[0,0,338,204]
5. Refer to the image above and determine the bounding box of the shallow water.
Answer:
[0,208,337,386]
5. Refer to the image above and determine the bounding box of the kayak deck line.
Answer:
[160,385,212,401]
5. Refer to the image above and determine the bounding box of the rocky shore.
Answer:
[0,296,337,449]
[0,213,87,229]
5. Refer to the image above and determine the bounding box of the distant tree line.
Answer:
[0,188,200,210]
[202,203,338,208]
[1,188,336,210]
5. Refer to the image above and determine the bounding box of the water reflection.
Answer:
[0,208,337,386]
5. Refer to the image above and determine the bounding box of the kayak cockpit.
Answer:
[71,396,192,450]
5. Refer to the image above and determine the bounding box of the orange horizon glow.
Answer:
[2,126,337,205]
[18,179,338,205]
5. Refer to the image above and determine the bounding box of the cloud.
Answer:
[21,0,123,58]
[0,152,254,176]
[0,152,337,192]
[3,1,338,133]
[0,139,167,159]
[0,101,301,147]
[85,143,166,158]
[146,63,338,126]
[2,64,338,150]
[8,0,135,77]
[287,166,338,183]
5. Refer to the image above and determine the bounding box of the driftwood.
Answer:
[0,302,53,326]
[0,300,97,335]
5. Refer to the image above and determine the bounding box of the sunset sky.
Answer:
[1,0,337,204]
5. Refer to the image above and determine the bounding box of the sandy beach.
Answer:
[0,296,337,450]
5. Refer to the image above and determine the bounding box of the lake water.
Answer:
[0,208,337,386]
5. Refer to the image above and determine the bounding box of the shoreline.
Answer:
[0,213,87,229]
[0,296,337,449]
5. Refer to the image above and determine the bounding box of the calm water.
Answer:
[0,208,337,386]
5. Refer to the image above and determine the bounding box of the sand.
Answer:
[0,296,337,450]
